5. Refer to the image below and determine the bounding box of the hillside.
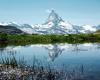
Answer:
[0,25,24,34]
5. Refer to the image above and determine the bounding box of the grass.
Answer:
[0,55,88,80]
[0,33,100,46]
[0,32,100,79]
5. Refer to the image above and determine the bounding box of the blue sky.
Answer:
[0,0,100,25]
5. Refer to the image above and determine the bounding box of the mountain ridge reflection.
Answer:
[45,44,64,61]
[0,43,100,62]
[0,43,100,80]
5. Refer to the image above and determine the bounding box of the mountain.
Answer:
[80,25,96,33]
[32,10,77,34]
[7,22,34,34]
[45,44,64,61]
[96,24,100,30]
[0,22,34,34]
[0,25,23,34]
[0,10,98,34]
[32,10,97,34]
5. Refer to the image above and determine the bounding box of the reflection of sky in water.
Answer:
[0,43,100,68]
[0,43,100,79]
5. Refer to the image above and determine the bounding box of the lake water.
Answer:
[0,43,100,80]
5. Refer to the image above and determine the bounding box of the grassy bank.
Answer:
[0,55,88,80]
[0,33,100,45]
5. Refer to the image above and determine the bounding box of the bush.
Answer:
[0,33,8,41]
[0,33,100,45]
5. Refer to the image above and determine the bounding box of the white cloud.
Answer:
[46,9,51,13]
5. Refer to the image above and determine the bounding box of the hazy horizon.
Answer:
[0,0,100,26]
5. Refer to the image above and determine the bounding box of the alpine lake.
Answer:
[0,43,100,80]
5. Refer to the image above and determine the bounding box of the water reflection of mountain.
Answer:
[0,43,100,61]
[72,44,88,52]
[44,43,95,61]
[0,46,20,55]
[44,44,65,61]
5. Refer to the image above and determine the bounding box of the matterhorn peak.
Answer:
[0,10,97,34]
[46,10,63,24]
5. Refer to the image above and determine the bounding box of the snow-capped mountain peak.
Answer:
[82,25,96,31]
[0,10,98,34]
[30,10,97,34]
[45,10,63,24]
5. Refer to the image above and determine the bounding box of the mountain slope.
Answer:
[0,25,23,34]
[0,10,98,34]
[32,10,97,34]
[7,23,34,34]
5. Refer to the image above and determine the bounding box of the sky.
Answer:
[0,0,100,26]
